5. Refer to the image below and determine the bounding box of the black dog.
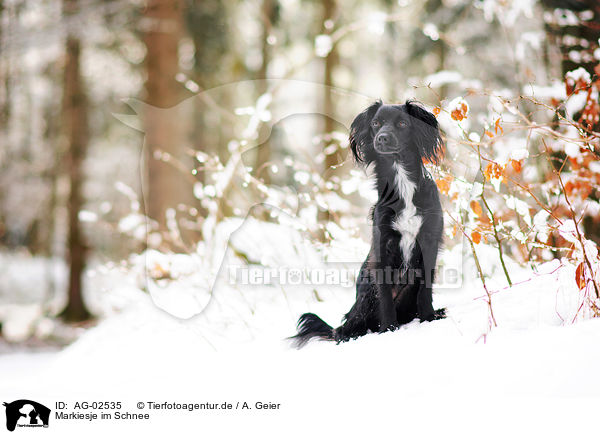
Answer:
[292,101,446,347]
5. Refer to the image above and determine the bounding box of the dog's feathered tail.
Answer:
[289,313,335,348]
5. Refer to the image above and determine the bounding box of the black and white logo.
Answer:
[3,400,50,431]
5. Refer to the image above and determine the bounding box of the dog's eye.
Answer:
[372,120,381,128]
[397,121,405,127]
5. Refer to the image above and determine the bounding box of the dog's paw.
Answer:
[333,328,349,343]
[419,308,446,322]
[434,308,446,320]
[378,322,399,333]
[418,311,435,322]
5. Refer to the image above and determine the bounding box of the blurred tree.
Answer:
[0,0,7,130]
[383,0,402,102]
[542,0,600,78]
[254,0,279,184]
[0,0,5,337]
[60,0,91,322]
[317,0,342,234]
[185,0,229,176]
[185,0,229,88]
[541,0,600,243]
[143,0,189,247]
[322,0,341,179]
[0,0,7,248]
[408,0,470,100]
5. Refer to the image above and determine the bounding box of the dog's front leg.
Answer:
[378,289,397,331]
[416,237,438,321]
[371,224,399,332]
[375,266,397,332]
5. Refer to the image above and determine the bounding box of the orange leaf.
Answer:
[450,102,468,121]
[510,159,522,173]
[485,130,494,138]
[436,179,449,195]
[472,231,482,244]
[470,200,483,218]
[564,180,576,195]
[484,162,504,180]
[494,118,503,135]
[433,107,441,117]
[435,175,453,195]
[575,262,586,290]
[566,81,574,97]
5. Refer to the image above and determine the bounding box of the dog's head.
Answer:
[349,100,444,166]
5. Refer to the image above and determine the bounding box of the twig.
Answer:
[446,211,498,327]
[474,151,563,225]
[542,138,600,299]
[476,146,512,286]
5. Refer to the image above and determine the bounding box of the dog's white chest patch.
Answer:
[391,163,422,263]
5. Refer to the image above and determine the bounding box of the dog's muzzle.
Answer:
[374,133,398,153]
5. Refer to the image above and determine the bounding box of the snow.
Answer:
[589,161,600,174]
[236,93,273,140]
[468,132,481,142]
[2,218,600,432]
[564,141,581,158]
[293,170,310,185]
[422,22,440,41]
[424,70,462,88]
[505,196,532,227]
[78,210,98,223]
[565,67,591,83]
[522,81,566,99]
[314,34,333,58]
[565,91,590,118]
[315,192,351,212]
[340,173,362,195]
[509,148,529,161]
[366,12,386,36]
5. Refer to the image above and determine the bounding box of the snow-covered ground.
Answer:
[2,218,599,433]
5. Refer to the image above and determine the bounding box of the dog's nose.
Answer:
[376,134,390,146]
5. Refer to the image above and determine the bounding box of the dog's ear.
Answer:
[350,100,381,165]
[405,101,444,165]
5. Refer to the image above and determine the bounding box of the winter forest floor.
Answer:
[1,218,599,433]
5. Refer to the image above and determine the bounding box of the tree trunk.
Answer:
[322,0,340,178]
[0,0,9,130]
[60,0,91,322]
[541,0,600,78]
[0,0,7,250]
[143,0,188,247]
[317,0,340,233]
[254,0,277,184]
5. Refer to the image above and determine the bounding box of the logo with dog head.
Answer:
[3,400,50,431]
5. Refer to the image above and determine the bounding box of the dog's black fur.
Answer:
[291,101,446,347]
